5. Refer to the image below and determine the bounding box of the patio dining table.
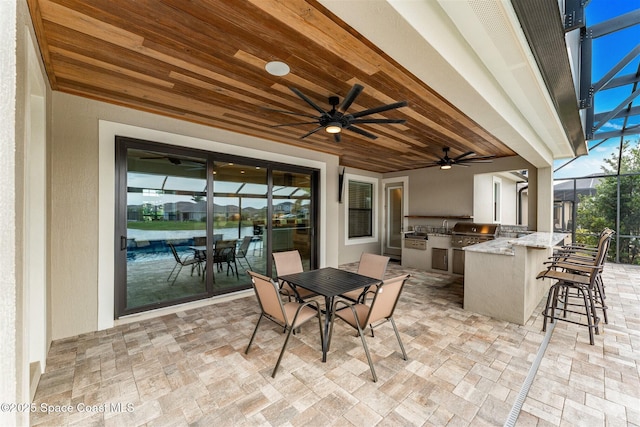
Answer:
[278,267,381,362]
[189,241,239,279]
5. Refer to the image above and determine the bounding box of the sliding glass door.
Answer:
[115,137,318,317]
[212,160,268,292]
[271,170,314,271]
[116,145,208,314]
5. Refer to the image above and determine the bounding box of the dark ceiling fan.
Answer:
[427,147,495,170]
[266,84,407,142]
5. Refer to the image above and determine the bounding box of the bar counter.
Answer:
[463,232,569,324]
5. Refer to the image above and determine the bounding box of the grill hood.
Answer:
[451,222,499,237]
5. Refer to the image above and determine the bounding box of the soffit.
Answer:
[28,0,579,172]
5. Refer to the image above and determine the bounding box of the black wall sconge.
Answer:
[338,167,345,203]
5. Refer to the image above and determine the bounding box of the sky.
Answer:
[553,0,640,179]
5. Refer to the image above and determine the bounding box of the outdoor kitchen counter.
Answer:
[463,232,569,256]
[463,232,570,325]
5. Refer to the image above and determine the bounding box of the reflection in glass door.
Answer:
[271,170,314,271]
[212,161,268,292]
[117,146,208,315]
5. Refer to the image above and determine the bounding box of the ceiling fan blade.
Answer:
[334,133,341,143]
[262,106,318,119]
[453,151,475,161]
[350,118,406,124]
[346,125,377,139]
[338,84,364,112]
[289,87,328,115]
[299,126,324,139]
[350,100,408,118]
[270,121,319,128]
[452,163,470,167]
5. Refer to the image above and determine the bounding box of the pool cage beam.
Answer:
[579,10,640,141]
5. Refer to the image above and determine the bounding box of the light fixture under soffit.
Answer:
[265,61,290,76]
[325,122,342,134]
[440,164,452,170]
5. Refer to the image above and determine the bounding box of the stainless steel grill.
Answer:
[450,223,499,248]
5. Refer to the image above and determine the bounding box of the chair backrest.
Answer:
[365,274,409,325]
[238,235,253,256]
[213,234,224,244]
[272,250,303,276]
[248,271,286,325]
[215,240,236,260]
[193,236,206,246]
[357,253,390,280]
[168,243,181,263]
[593,228,614,267]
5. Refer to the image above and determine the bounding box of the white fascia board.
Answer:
[435,0,576,159]
[319,0,575,167]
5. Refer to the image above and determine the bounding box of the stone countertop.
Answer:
[463,237,515,256]
[462,232,569,256]
[508,232,568,249]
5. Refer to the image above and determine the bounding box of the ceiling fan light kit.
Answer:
[267,84,407,142]
[325,122,342,133]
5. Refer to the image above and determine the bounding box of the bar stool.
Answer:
[536,229,613,344]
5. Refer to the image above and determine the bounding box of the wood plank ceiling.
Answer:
[27,0,517,173]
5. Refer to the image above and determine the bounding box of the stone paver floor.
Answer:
[31,262,640,426]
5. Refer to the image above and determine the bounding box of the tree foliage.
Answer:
[576,141,640,263]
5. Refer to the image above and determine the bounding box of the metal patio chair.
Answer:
[329,274,410,382]
[245,271,323,378]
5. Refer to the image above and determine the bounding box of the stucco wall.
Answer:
[1,1,18,425]
[385,156,536,229]
[50,91,345,339]
[474,173,520,225]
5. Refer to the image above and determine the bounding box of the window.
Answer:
[345,174,377,244]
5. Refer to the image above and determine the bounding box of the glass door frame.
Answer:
[114,137,319,317]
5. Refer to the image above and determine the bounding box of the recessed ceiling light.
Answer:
[265,61,290,76]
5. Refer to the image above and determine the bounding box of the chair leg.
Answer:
[245,315,263,354]
[238,256,252,271]
[168,264,183,286]
[167,263,180,283]
[577,287,595,345]
[595,277,608,324]
[585,286,600,336]
[356,322,377,382]
[328,311,336,352]
[560,285,570,318]
[543,282,559,332]
[316,310,324,353]
[233,260,239,278]
[390,317,407,361]
[272,325,295,378]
